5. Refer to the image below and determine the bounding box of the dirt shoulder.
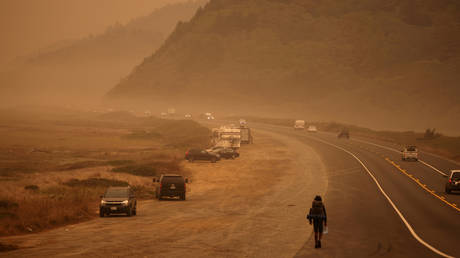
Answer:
[1,129,327,258]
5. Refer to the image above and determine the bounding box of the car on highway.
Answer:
[445,170,460,194]
[185,149,221,163]
[154,174,188,200]
[307,125,318,133]
[208,146,240,159]
[184,114,192,119]
[337,129,350,139]
[401,145,418,161]
[294,120,305,130]
[99,186,137,217]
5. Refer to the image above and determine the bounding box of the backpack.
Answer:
[310,200,324,216]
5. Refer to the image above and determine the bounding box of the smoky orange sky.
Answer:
[0,0,186,69]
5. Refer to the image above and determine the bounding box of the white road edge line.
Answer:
[418,160,449,177]
[308,136,454,258]
[351,138,448,177]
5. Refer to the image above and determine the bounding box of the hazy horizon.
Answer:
[0,0,186,69]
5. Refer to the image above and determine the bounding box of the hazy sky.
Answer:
[0,0,185,68]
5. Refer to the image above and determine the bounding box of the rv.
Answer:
[212,126,241,149]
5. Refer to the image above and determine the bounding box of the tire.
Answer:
[158,193,162,201]
[127,207,132,217]
[181,193,186,201]
[211,157,216,163]
[231,154,236,160]
[189,157,194,163]
[99,208,104,217]
[133,205,137,216]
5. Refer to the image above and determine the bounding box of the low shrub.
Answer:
[112,160,181,177]
[107,160,135,166]
[0,242,19,252]
[58,160,108,171]
[24,185,40,192]
[63,178,128,188]
[112,164,158,177]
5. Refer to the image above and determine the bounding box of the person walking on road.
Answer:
[307,195,327,248]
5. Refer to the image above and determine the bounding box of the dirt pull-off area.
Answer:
[1,130,327,258]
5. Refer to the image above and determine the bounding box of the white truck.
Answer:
[294,120,305,130]
[212,126,241,149]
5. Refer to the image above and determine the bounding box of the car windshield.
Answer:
[406,147,417,151]
[452,172,460,179]
[163,177,184,184]
[105,188,129,198]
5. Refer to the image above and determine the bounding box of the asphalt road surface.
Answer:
[252,123,460,258]
[2,122,459,257]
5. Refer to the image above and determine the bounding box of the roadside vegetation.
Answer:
[236,116,460,162]
[0,108,209,237]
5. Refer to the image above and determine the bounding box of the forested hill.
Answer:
[0,0,207,103]
[108,0,460,133]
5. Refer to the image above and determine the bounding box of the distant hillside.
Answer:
[108,0,460,133]
[0,0,207,105]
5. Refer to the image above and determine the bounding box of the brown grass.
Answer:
[0,190,95,236]
[0,108,209,237]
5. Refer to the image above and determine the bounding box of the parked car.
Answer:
[401,146,418,161]
[338,129,350,139]
[208,146,240,159]
[445,170,460,194]
[307,125,318,133]
[154,174,188,200]
[100,187,137,217]
[185,149,221,163]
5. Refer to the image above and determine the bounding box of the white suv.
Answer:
[402,146,418,161]
[307,125,318,133]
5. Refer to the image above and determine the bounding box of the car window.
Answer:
[162,177,184,184]
[452,172,460,179]
[105,188,129,198]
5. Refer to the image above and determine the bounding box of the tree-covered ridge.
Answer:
[109,0,460,133]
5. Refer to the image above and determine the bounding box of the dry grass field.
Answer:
[0,107,210,237]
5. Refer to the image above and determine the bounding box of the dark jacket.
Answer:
[307,200,327,223]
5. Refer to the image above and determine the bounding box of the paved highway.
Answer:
[252,123,460,258]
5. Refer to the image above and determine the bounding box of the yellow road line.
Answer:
[385,158,460,213]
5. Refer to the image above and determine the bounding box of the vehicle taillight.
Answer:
[449,179,452,183]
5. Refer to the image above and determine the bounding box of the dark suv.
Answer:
[445,170,460,194]
[154,174,188,200]
[208,146,239,159]
[100,187,137,217]
[185,149,220,163]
